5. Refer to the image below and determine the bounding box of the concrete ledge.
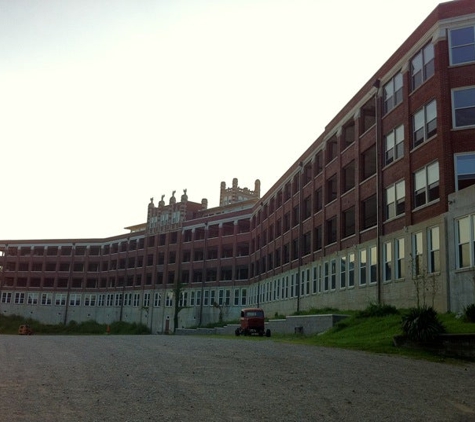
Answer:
[176,314,349,336]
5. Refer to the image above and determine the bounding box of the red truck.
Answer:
[235,308,271,337]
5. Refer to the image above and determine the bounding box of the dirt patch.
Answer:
[0,335,474,421]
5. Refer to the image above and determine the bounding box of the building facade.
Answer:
[1,0,475,331]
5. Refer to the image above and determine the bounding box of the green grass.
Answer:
[0,314,150,335]
[272,310,475,362]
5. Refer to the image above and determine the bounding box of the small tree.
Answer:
[173,282,186,333]
[410,254,439,308]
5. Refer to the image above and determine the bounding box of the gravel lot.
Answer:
[0,334,474,422]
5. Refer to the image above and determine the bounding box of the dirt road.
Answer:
[0,335,474,421]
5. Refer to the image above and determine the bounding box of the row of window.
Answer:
[0,288,250,308]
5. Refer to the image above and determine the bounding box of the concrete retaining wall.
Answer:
[176,314,349,336]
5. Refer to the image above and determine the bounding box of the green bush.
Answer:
[464,304,475,323]
[401,306,446,342]
[357,303,399,318]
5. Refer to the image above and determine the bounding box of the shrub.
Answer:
[464,304,475,323]
[401,306,446,342]
[357,303,399,318]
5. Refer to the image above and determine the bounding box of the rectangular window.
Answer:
[383,73,403,114]
[370,246,377,284]
[428,226,440,273]
[385,180,405,220]
[314,225,322,251]
[452,87,475,128]
[154,292,161,307]
[456,215,475,268]
[41,293,52,305]
[330,259,337,290]
[413,232,423,277]
[314,151,323,175]
[314,188,323,212]
[55,294,66,306]
[362,145,376,180]
[348,253,355,287]
[342,161,355,192]
[455,153,475,191]
[411,43,434,91]
[343,206,355,238]
[362,195,377,229]
[342,121,355,149]
[324,262,329,291]
[414,161,439,208]
[327,174,338,203]
[384,241,392,282]
[450,26,475,65]
[326,217,337,245]
[384,124,404,165]
[27,293,38,305]
[359,250,367,285]
[340,256,346,288]
[327,135,338,163]
[395,238,405,279]
[413,100,437,148]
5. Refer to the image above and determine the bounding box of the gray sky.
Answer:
[0,0,444,240]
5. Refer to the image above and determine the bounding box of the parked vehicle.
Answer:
[235,308,271,337]
[18,324,34,335]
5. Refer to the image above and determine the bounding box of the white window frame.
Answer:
[412,232,423,277]
[428,226,440,274]
[383,241,392,282]
[384,124,404,165]
[455,153,475,191]
[456,215,475,269]
[449,25,475,66]
[413,100,437,148]
[414,161,439,208]
[411,42,434,91]
[385,180,405,220]
[359,250,367,286]
[452,86,475,129]
[348,253,355,288]
[395,238,405,279]
[383,73,403,114]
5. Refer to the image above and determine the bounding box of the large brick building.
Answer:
[1,0,475,331]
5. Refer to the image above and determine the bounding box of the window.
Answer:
[456,215,475,268]
[342,161,355,192]
[326,174,338,203]
[412,232,423,277]
[413,100,437,147]
[314,225,322,251]
[330,259,337,290]
[327,135,338,163]
[455,154,475,191]
[362,145,376,180]
[414,162,439,208]
[343,207,355,238]
[342,120,355,149]
[411,43,434,91]
[314,188,323,212]
[340,257,346,288]
[383,241,392,282]
[428,226,440,274]
[314,151,323,175]
[303,196,312,220]
[324,262,329,291]
[361,97,376,133]
[326,217,337,245]
[452,87,475,128]
[385,180,405,220]
[370,246,377,284]
[362,195,377,229]
[449,26,475,65]
[384,124,404,165]
[348,253,355,287]
[383,73,403,114]
[359,250,367,285]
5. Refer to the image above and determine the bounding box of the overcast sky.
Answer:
[0,0,445,240]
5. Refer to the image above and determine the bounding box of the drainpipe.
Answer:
[373,80,383,305]
[199,221,208,326]
[297,162,304,313]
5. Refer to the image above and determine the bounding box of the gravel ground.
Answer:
[0,335,474,422]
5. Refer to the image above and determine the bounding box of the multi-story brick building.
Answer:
[1,0,475,331]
